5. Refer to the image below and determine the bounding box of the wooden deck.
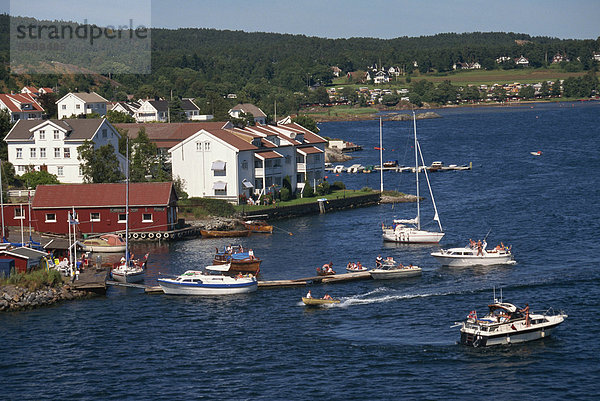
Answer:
[70,266,110,294]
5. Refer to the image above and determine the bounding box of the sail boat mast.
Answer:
[125,136,129,260]
[379,117,383,192]
[413,112,420,230]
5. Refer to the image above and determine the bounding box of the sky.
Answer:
[4,0,600,40]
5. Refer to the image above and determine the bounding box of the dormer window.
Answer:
[54,130,60,140]
[39,130,45,140]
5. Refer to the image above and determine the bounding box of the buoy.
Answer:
[155,233,162,239]
[148,232,155,239]
[132,232,139,239]
[140,233,147,239]
[163,232,170,239]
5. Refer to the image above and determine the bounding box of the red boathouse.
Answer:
[30,182,178,235]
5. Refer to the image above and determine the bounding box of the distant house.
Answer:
[388,66,401,77]
[0,93,44,122]
[110,101,141,117]
[56,92,108,119]
[496,56,513,64]
[552,54,569,64]
[515,56,530,67]
[181,98,213,121]
[135,99,169,122]
[373,71,389,84]
[4,118,126,183]
[31,182,178,235]
[331,66,342,77]
[592,52,600,62]
[229,103,267,125]
[20,86,54,97]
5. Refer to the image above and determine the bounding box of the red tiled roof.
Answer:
[114,122,232,148]
[255,150,283,159]
[0,93,44,113]
[279,123,327,144]
[297,146,324,155]
[32,182,175,209]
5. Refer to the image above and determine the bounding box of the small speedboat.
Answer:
[346,263,368,272]
[316,264,335,276]
[213,245,261,274]
[158,264,257,295]
[369,259,421,279]
[242,220,273,233]
[530,150,542,156]
[456,296,567,347]
[431,240,515,267]
[79,234,126,253]
[302,297,340,306]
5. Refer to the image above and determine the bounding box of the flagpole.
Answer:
[379,117,384,192]
[72,206,77,264]
[19,204,24,246]
[0,158,4,241]
[68,210,72,267]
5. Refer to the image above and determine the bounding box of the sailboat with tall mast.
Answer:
[382,112,444,244]
[111,137,144,283]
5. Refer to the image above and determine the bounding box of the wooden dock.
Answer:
[70,266,111,294]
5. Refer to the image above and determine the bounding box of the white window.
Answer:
[54,148,60,158]
[142,213,153,223]
[118,213,126,223]
[14,208,24,219]
[17,165,26,172]
[61,105,66,110]
[39,130,45,140]
[40,148,46,158]
[16,148,22,159]
[54,130,60,139]
[76,104,81,109]
[57,166,64,176]
[204,142,210,151]
[64,148,70,158]
[102,129,107,138]
[196,142,201,151]
[90,212,100,222]
[45,213,56,222]
[30,148,36,158]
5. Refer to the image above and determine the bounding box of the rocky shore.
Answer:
[0,284,96,312]
[380,193,420,203]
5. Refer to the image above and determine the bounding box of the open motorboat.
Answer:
[382,112,444,244]
[213,245,261,274]
[369,258,421,279]
[78,233,126,253]
[316,263,335,276]
[242,220,273,233]
[431,240,515,267]
[346,262,368,272]
[456,294,567,347]
[302,297,340,306]
[157,264,258,295]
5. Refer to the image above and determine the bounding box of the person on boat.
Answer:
[469,239,476,248]
[236,272,243,279]
[519,304,530,326]
[306,290,312,299]
[357,261,363,269]
[323,294,333,300]
[347,261,352,270]
[226,245,232,253]
[249,249,255,259]
[375,255,383,268]
[477,240,483,256]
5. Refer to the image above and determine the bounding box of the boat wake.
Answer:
[333,287,459,308]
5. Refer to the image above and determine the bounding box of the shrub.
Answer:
[179,197,236,217]
[280,187,291,201]
[361,186,373,192]
[303,183,314,198]
[331,181,346,190]
[315,181,331,196]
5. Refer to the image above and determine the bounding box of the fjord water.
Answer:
[2,102,599,400]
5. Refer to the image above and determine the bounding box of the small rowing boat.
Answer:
[242,220,273,233]
[302,297,340,306]
[200,229,251,238]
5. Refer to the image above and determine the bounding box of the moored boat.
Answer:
[346,262,368,272]
[213,245,261,274]
[242,220,273,233]
[456,296,567,347]
[316,263,335,276]
[78,233,126,253]
[158,265,257,295]
[431,240,515,267]
[369,258,421,279]
[201,229,251,238]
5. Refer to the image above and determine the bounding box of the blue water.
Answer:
[2,102,600,400]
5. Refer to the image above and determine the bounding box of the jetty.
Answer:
[326,162,472,174]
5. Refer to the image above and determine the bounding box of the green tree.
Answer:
[129,128,159,182]
[519,85,535,99]
[169,98,187,122]
[550,79,562,97]
[77,140,124,183]
[292,115,319,133]
[539,81,550,98]
[381,93,399,106]
[20,170,60,188]
[106,110,135,123]
[37,93,58,118]
[303,181,314,198]
[0,109,13,161]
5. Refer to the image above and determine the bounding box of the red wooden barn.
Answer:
[30,182,178,236]
[0,247,48,273]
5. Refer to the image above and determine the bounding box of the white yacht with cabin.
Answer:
[431,240,515,267]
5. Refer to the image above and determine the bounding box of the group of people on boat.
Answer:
[468,239,511,255]
[375,255,398,268]
[319,262,335,275]
[306,290,333,300]
[346,261,364,271]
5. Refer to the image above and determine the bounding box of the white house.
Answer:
[110,101,141,117]
[135,99,169,122]
[373,71,390,84]
[0,93,44,122]
[515,56,530,67]
[4,118,126,183]
[229,103,267,125]
[56,92,108,119]
[168,121,327,202]
[181,98,213,121]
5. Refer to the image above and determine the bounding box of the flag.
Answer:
[467,310,477,320]
[374,146,385,150]
[69,211,79,225]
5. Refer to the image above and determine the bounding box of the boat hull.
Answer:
[111,270,144,283]
[80,244,126,253]
[213,258,261,274]
[432,253,514,267]
[302,297,340,305]
[242,222,273,233]
[460,318,565,347]
[370,267,422,279]
[201,230,250,238]
[382,228,444,244]
[158,278,257,295]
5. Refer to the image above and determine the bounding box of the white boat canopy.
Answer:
[393,217,419,225]
[205,263,231,272]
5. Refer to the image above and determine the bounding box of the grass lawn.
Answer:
[234,188,376,213]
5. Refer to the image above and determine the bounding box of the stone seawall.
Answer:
[0,284,96,312]
[243,193,381,220]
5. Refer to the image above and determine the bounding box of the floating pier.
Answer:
[326,162,472,174]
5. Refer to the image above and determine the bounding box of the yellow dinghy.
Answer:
[302,297,341,306]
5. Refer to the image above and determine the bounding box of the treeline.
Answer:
[0,14,599,118]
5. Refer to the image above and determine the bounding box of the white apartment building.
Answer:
[56,92,108,119]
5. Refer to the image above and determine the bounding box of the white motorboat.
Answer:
[369,259,421,279]
[382,112,444,244]
[456,295,567,347]
[346,262,368,272]
[431,240,515,267]
[158,264,258,295]
[78,234,126,253]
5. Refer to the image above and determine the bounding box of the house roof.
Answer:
[114,122,233,149]
[297,146,324,155]
[0,247,47,259]
[59,92,108,104]
[4,119,108,141]
[180,99,200,111]
[277,123,327,144]
[0,93,44,113]
[32,182,176,209]
[146,100,168,112]
[230,103,267,118]
[255,150,283,160]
